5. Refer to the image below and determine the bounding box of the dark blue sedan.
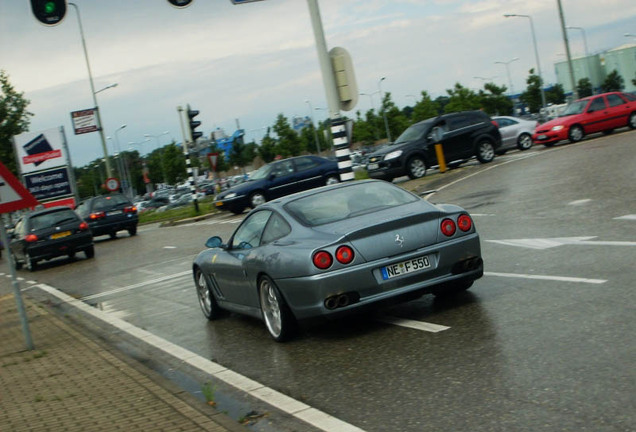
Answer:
[214,155,340,214]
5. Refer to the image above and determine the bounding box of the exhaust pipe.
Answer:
[324,296,339,310]
[337,294,350,308]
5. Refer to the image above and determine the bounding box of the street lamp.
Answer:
[94,83,118,95]
[494,57,519,96]
[69,2,113,178]
[503,14,547,110]
[378,77,391,142]
[304,99,321,154]
[567,26,592,89]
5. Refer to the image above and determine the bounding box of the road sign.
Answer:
[105,177,120,192]
[0,160,39,213]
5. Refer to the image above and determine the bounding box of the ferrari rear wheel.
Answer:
[259,275,296,342]
[195,268,222,320]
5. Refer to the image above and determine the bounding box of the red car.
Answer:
[533,92,636,146]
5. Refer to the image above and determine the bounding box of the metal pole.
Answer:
[178,106,199,212]
[567,26,592,89]
[0,216,34,350]
[527,16,547,109]
[305,100,321,154]
[378,77,392,142]
[557,0,578,99]
[69,3,112,178]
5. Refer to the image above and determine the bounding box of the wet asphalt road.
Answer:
[5,128,636,432]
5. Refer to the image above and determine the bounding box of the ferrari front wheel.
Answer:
[258,275,296,342]
[195,268,222,320]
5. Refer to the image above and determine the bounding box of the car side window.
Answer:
[588,97,607,112]
[231,210,272,250]
[607,94,626,107]
[271,160,294,178]
[294,157,319,173]
[261,212,291,245]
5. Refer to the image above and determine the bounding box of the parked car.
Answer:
[214,155,340,214]
[365,110,502,182]
[195,179,483,341]
[533,91,636,146]
[492,116,537,153]
[8,206,94,271]
[75,193,138,239]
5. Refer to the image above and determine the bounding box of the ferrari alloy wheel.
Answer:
[406,156,427,179]
[568,125,584,143]
[517,133,533,150]
[195,268,221,320]
[476,141,495,163]
[259,276,296,342]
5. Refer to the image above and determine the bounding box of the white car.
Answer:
[492,116,537,153]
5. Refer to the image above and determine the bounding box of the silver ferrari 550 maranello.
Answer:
[193,179,483,341]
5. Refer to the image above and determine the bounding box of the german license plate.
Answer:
[107,210,122,216]
[367,163,379,170]
[537,135,547,140]
[51,231,71,240]
[381,255,431,280]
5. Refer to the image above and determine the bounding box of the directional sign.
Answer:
[487,236,636,250]
[0,160,39,213]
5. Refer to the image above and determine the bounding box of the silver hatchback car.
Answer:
[493,116,537,153]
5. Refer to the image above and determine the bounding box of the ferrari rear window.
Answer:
[285,181,418,226]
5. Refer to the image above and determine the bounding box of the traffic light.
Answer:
[187,105,203,141]
[30,0,67,26]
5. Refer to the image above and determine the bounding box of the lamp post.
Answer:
[304,100,321,154]
[494,57,519,96]
[567,26,592,87]
[504,14,547,110]
[378,77,392,142]
[114,124,133,197]
[69,2,113,178]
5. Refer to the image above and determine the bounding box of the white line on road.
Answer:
[614,214,636,220]
[377,317,450,332]
[81,270,191,301]
[568,199,592,205]
[35,283,367,432]
[485,271,606,284]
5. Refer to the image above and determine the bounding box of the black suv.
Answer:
[366,111,502,181]
[75,193,139,239]
[9,206,94,271]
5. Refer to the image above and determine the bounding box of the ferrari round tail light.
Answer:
[335,246,354,264]
[313,251,333,270]
[79,221,89,231]
[441,218,456,236]
[457,214,473,232]
[25,234,38,242]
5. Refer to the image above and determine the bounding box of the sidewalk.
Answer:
[0,293,244,432]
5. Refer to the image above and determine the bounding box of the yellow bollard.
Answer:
[434,143,447,173]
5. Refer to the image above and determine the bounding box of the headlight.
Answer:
[384,150,403,161]
[224,192,237,199]
[551,125,564,131]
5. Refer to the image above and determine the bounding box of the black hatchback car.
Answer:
[75,193,139,238]
[214,155,340,214]
[9,206,94,271]
[366,110,502,181]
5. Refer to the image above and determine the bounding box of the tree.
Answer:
[576,78,593,98]
[546,84,566,105]
[380,92,409,140]
[0,70,33,175]
[411,91,439,123]
[478,82,513,116]
[444,83,481,112]
[258,129,277,163]
[162,143,186,184]
[272,114,303,157]
[601,69,624,92]
[519,69,543,113]
[351,109,378,146]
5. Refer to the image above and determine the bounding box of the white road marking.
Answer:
[81,270,191,301]
[568,199,592,205]
[488,236,636,249]
[614,214,636,220]
[34,283,368,432]
[377,317,450,332]
[163,246,177,249]
[485,271,606,284]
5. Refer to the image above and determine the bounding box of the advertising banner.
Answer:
[70,108,99,135]
[13,128,68,174]
[23,167,72,201]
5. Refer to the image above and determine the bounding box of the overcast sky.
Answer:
[1,0,635,168]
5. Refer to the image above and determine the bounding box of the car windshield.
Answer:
[93,195,130,210]
[392,120,432,144]
[560,100,587,116]
[285,181,419,226]
[249,164,272,180]
[30,210,78,231]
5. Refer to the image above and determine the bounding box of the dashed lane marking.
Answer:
[485,271,606,284]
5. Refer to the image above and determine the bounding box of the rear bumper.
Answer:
[88,215,138,236]
[28,233,93,261]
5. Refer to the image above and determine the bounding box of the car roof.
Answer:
[24,206,73,219]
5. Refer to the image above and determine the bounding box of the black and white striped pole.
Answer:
[177,105,200,212]
[307,0,358,182]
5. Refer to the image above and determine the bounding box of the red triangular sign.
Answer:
[0,160,39,213]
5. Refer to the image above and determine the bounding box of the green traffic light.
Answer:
[44,1,56,14]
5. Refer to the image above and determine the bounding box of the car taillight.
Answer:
[89,211,105,220]
[25,234,38,242]
[313,251,333,269]
[335,246,354,264]
[457,214,473,232]
[491,120,498,127]
[79,221,89,231]
[441,218,456,236]
[124,206,137,214]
